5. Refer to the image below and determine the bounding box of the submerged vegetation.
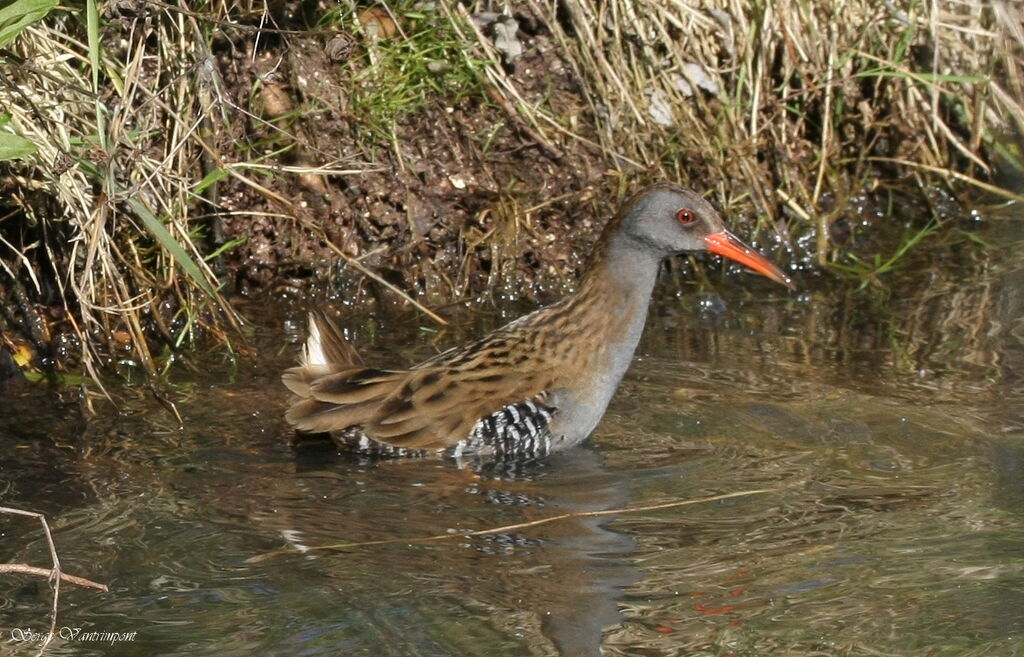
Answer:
[0,0,1020,384]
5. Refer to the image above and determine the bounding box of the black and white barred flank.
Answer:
[452,397,556,460]
[332,397,557,462]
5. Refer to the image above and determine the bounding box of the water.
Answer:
[1,211,1022,656]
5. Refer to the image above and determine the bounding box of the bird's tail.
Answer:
[282,312,403,434]
[281,311,365,398]
[304,310,363,369]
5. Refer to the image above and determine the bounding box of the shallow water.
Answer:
[2,212,1023,656]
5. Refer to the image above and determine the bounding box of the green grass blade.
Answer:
[0,0,57,48]
[84,0,105,149]
[204,237,246,262]
[126,197,218,297]
[85,0,99,89]
[194,166,230,194]
[0,131,36,160]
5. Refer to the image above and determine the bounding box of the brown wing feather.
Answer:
[284,367,405,431]
[283,312,560,449]
[285,398,375,433]
[359,365,554,449]
[281,364,329,397]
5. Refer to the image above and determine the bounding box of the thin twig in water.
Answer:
[247,487,776,563]
[1,507,61,654]
[0,563,109,591]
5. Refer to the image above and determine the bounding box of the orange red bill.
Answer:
[704,230,795,290]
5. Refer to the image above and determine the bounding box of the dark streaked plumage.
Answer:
[283,182,793,460]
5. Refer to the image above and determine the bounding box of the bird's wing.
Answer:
[283,312,561,450]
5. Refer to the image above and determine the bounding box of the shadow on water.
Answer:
[1,202,1023,656]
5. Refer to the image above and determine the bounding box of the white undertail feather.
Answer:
[302,312,327,367]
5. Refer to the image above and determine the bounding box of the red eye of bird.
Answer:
[676,209,696,225]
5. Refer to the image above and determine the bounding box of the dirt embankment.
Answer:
[211,4,618,306]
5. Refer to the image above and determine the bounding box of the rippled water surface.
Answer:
[2,213,1022,656]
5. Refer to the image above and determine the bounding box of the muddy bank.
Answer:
[212,5,620,303]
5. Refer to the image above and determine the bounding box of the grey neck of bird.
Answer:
[579,232,664,314]
[574,231,665,367]
[547,233,664,438]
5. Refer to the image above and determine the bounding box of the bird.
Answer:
[282,182,793,461]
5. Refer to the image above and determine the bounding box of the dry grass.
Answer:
[510,0,1023,261]
[1,2,247,385]
[0,0,1020,385]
